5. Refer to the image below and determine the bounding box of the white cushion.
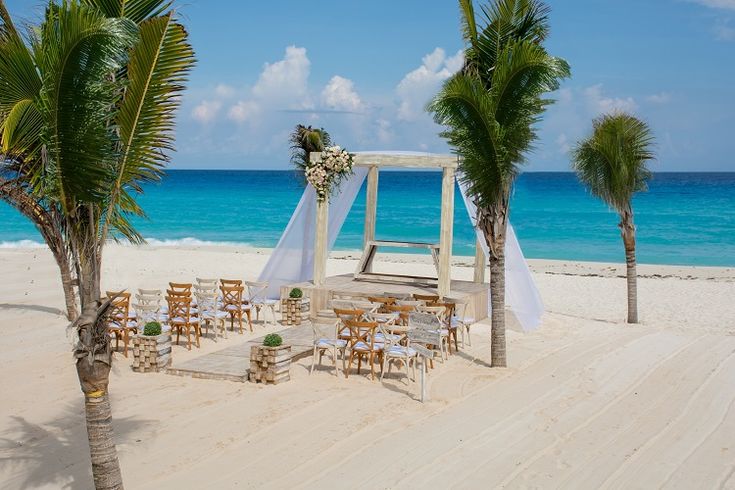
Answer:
[352,341,383,352]
[386,346,417,357]
[316,339,347,349]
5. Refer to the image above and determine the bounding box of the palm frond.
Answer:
[289,124,331,172]
[102,11,194,241]
[34,1,137,209]
[82,0,172,24]
[572,113,655,214]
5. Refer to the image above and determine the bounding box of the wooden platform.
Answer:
[282,273,489,321]
[166,325,316,383]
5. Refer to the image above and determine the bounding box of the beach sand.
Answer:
[1,244,734,489]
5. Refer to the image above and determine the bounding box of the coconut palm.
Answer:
[0,1,194,487]
[290,124,332,172]
[0,1,79,320]
[428,0,569,367]
[572,113,655,323]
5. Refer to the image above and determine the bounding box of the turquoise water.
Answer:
[1,171,734,266]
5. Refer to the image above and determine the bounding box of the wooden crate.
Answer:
[249,345,292,385]
[132,333,172,373]
[281,298,307,326]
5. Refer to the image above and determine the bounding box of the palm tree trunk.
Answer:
[620,215,638,323]
[74,301,123,490]
[83,392,124,489]
[478,202,509,368]
[488,244,507,367]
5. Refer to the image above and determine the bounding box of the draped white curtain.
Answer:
[258,167,369,299]
[259,164,543,332]
[458,179,544,332]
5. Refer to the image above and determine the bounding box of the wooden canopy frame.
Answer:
[309,152,487,297]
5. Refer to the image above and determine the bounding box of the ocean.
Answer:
[1,171,733,267]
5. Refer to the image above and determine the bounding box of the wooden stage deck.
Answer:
[166,325,316,383]
[282,273,489,322]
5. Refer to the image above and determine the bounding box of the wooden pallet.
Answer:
[132,334,172,373]
[249,345,292,385]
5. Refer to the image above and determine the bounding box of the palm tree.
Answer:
[571,113,655,324]
[0,1,194,487]
[428,0,569,367]
[0,2,79,320]
[290,124,331,172]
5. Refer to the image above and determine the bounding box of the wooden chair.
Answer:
[106,291,137,357]
[166,295,200,350]
[413,293,440,304]
[138,288,166,321]
[220,284,251,333]
[195,289,227,341]
[408,312,445,368]
[245,280,278,326]
[344,319,383,381]
[418,305,450,360]
[333,308,365,341]
[220,278,242,288]
[449,299,474,347]
[196,278,219,291]
[382,292,413,301]
[428,301,458,354]
[379,322,417,383]
[367,296,396,313]
[310,321,347,376]
[168,282,192,295]
[385,304,416,326]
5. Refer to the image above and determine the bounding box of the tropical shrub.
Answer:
[263,333,283,347]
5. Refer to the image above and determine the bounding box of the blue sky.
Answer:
[6,0,735,171]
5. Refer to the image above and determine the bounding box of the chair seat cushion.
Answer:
[374,333,402,343]
[386,346,417,357]
[254,299,278,305]
[316,339,347,349]
[352,341,383,352]
[170,316,199,324]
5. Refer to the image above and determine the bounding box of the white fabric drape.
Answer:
[458,179,544,332]
[259,167,369,299]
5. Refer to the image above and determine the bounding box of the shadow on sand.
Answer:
[0,303,65,317]
[0,405,153,489]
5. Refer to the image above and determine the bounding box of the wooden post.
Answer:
[438,166,455,297]
[473,238,486,283]
[314,199,328,286]
[363,166,378,272]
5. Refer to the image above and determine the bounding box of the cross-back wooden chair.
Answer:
[385,304,416,326]
[106,291,137,357]
[344,319,383,381]
[333,308,365,341]
[367,296,396,313]
[310,320,347,376]
[195,289,227,341]
[220,278,242,288]
[196,277,219,291]
[413,293,440,304]
[166,295,200,350]
[428,301,458,354]
[169,282,192,295]
[408,312,445,368]
[416,305,450,360]
[245,280,278,326]
[448,299,474,347]
[220,284,251,333]
[379,322,417,383]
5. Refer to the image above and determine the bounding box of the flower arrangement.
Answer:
[305,145,354,202]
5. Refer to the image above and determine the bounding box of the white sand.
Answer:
[1,244,734,489]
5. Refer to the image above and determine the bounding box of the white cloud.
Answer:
[376,118,394,144]
[252,45,310,102]
[192,100,222,124]
[646,92,672,104]
[556,133,571,154]
[215,84,235,98]
[692,0,735,9]
[228,100,260,123]
[321,76,364,112]
[583,84,638,114]
[396,47,464,121]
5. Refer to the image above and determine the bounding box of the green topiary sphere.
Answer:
[143,321,162,336]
